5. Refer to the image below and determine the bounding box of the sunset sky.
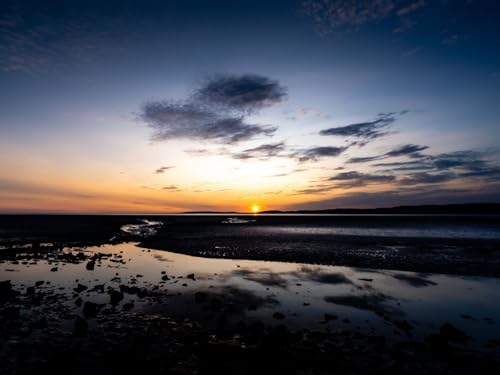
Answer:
[1,0,499,213]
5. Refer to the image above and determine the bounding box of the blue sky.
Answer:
[0,0,499,212]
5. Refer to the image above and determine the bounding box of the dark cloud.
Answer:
[385,144,428,158]
[319,113,397,142]
[233,142,287,160]
[194,74,287,113]
[290,185,500,210]
[329,171,395,187]
[296,146,348,162]
[155,166,175,174]
[140,101,276,144]
[398,172,455,185]
[140,74,286,144]
[348,144,429,164]
[162,185,180,191]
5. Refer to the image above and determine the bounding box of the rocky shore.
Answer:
[1,242,500,375]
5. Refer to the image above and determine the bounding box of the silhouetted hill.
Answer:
[261,203,500,215]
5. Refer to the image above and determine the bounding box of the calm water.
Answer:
[2,242,499,349]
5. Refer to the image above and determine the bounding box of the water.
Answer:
[2,242,499,349]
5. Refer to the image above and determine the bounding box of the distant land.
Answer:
[185,203,500,215]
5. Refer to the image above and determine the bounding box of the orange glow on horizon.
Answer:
[251,204,261,214]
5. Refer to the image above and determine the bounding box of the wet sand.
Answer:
[1,241,500,374]
[1,215,500,374]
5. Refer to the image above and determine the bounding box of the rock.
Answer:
[26,286,35,295]
[440,323,470,342]
[161,275,170,281]
[50,267,58,272]
[74,283,88,293]
[324,313,337,321]
[29,317,47,329]
[273,312,286,320]
[83,301,99,318]
[75,297,83,307]
[0,280,15,298]
[0,306,20,319]
[86,261,95,271]
[108,289,124,306]
[394,320,413,337]
[123,302,134,311]
[187,273,196,281]
[73,316,88,337]
[35,281,44,286]
[194,291,207,304]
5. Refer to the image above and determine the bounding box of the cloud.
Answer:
[290,185,500,210]
[162,185,180,191]
[232,142,287,160]
[140,101,276,144]
[396,0,426,17]
[302,0,396,34]
[329,171,395,187]
[348,144,428,163]
[398,172,455,185]
[194,74,287,113]
[296,146,348,162]
[386,144,428,157]
[319,113,398,142]
[155,166,175,174]
[140,74,286,145]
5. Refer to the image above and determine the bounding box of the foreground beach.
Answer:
[2,226,500,373]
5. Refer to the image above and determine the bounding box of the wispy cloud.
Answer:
[232,142,287,160]
[302,0,395,34]
[319,112,404,144]
[348,144,428,163]
[295,146,348,162]
[162,185,181,192]
[155,166,175,174]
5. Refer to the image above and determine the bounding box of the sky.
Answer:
[0,0,499,213]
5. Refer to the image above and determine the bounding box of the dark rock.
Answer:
[35,281,44,286]
[0,306,20,319]
[161,275,170,281]
[75,297,83,307]
[108,289,124,306]
[83,301,99,318]
[26,286,35,295]
[74,283,88,293]
[187,273,196,281]
[73,316,88,337]
[0,280,16,298]
[394,320,414,337]
[440,323,470,342]
[29,317,47,329]
[123,302,134,311]
[50,267,58,272]
[86,261,95,271]
[324,313,337,321]
[273,312,286,320]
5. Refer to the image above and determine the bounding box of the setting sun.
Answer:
[251,204,261,213]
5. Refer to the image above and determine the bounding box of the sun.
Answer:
[251,204,260,214]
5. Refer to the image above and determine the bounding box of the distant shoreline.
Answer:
[185,203,500,215]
